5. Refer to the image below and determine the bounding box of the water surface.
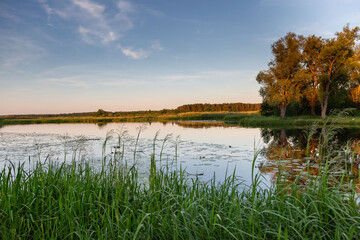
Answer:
[0,122,267,185]
[2,122,360,188]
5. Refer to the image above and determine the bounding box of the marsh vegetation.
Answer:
[1,115,360,239]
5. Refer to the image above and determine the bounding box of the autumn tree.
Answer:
[257,32,303,119]
[316,25,359,118]
[348,45,360,104]
[301,35,324,115]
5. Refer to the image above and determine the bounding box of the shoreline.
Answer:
[2,112,360,128]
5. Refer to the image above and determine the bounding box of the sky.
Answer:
[1,0,360,115]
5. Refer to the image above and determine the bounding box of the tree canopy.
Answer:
[257,25,360,119]
[257,32,303,119]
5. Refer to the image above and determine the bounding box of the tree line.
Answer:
[176,103,260,112]
[257,25,360,119]
[2,102,260,119]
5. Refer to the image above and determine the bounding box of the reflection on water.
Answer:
[1,121,360,189]
[0,122,266,185]
[175,121,226,128]
[258,128,360,191]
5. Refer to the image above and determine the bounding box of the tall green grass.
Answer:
[1,116,360,239]
[1,156,360,239]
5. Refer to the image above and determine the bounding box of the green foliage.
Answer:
[283,102,302,116]
[159,109,170,114]
[94,108,108,117]
[258,25,360,118]
[1,140,360,239]
[260,101,275,116]
[2,102,261,122]
[328,89,354,110]
[2,115,360,238]
[176,102,261,112]
[257,32,303,118]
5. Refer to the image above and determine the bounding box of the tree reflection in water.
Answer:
[259,128,360,192]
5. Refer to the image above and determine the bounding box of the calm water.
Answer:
[0,122,268,185]
[1,122,360,187]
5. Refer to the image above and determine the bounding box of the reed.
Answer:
[1,121,360,239]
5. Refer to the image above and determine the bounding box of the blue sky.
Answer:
[1,0,360,114]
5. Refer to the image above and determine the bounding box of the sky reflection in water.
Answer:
[1,122,360,189]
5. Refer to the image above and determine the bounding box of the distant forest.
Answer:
[176,103,260,112]
[2,102,260,119]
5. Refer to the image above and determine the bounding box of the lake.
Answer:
[1,121,360,188]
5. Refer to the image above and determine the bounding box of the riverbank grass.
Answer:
[4,110,360,128]
[1,156,360,239]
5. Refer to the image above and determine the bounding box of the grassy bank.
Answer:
[1,116,360,239]
[1,157,360,239]
[3,111,360,128]
[0,111,255,126]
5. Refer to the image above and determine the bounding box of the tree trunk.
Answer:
[320,94,329,119]
[320,82,330,119]
[279,104,287,119]
[310,100,316,116]
[279,128,287,146]
[311,104,316,116]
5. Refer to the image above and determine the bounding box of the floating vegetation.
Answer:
[1,133,360,239]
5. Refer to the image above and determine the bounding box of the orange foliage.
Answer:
[349,85,360,103]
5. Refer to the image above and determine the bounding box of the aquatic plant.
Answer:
[1,132,360,239]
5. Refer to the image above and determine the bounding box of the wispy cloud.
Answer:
[39,0,135,45]
[78,25,116,44]
[42,4,67,18]
[117,45,150,59]
[0,35,46,69]
[140,4,203,25]
[37,75,89,88]
[72,0,104,19]
[118,0,134,13]
[151,40,164,51]
[37,0,166,59]
[158,70,257,84]
[71,0,123,44]
[99,79,150,86]
[0,3,22,22]
[35,65,152,87]
[158,74,203,83]
[116,40,164,59]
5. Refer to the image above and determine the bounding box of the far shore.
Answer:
[2,111,360,128]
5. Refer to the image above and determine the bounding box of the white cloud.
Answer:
[78,26,117,44]
[118,45,150,59]
[116,40,163,59]
[38,0,164,58]
[112,0,134,31]
[72,0,104,19]
[70,0,118,44]
[42,4,67,18]
[118,0,134,13]
[39,0,136,45]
